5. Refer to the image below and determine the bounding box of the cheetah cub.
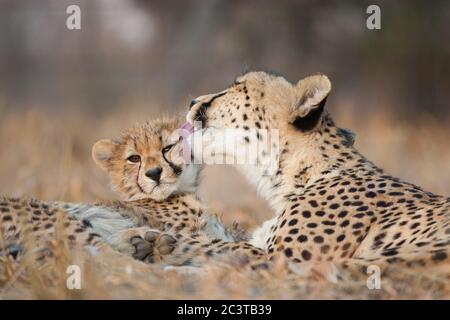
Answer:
[88,118,267,266]
[89,118,245,243]
[0,119,243,267]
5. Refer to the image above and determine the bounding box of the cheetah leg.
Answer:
[129,230,268,267]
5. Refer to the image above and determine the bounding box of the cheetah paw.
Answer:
[130,230,177,263]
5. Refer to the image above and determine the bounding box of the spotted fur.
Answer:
[178,71,450,269]
[1,119,248,267]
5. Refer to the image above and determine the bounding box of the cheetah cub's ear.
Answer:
[92,139,117,171]
[293,73,331,131]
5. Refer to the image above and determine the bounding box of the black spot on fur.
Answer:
[2,215,12,221]
[82,219,93,228]
[284,248,293,257]
[301,250,312,261]
[432,251,447,262]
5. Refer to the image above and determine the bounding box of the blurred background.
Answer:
[0,0,449,230]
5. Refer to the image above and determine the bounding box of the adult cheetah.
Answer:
[175,71,449,269]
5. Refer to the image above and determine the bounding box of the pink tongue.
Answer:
[178,122,193,162]
[180,122,194,134]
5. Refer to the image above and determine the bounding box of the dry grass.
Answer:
[0,105,449,299]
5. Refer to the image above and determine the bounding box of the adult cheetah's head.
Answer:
[188,71,331,133]
[186,71,335,171]
[92,118,199,201]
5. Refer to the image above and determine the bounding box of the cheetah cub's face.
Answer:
[92,118,199,201]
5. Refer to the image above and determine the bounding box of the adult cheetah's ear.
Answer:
[92,139,116,171]
[292,73,331,131]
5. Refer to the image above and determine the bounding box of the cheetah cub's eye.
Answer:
[127,155,141,163]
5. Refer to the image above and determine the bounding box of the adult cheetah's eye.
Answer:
[162,144,174,154]
[126,155,141,163]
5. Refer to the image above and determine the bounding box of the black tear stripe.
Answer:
[193,91,228,126]
[292,98,326,132]
[162,150,183,176]
[136,161,144,193]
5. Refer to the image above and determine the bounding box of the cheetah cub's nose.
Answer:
[146,167,162,182]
